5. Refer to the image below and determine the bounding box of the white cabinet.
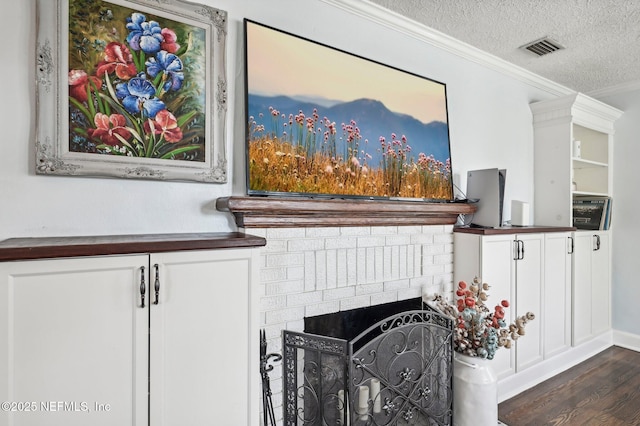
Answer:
[0,237,262,426]
[453,230,546,379]
[572,231,611,345]
[530,93,618,348]
[530,93,622,227]
[454,229,575,379]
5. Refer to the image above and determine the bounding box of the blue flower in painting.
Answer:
[126,13,163,54]
[115,75,165,118]
[146,51,184,92]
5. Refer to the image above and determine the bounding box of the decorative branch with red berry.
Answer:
[432,277,535,358]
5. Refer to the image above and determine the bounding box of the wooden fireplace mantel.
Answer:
[216,196,476,228]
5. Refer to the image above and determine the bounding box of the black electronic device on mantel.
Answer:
[465,168,506,228]
[243,19,455,202]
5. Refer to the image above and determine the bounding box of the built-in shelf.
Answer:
[572,158,608,168]
[572,190,609,197]
[216,196,476,228]
[531,93,621,227]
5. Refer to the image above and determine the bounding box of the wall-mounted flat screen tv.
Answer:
[244,19,454,201]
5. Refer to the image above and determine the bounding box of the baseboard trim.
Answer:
[612,329,640,351]
[497,331,613,402]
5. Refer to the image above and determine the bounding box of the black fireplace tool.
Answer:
[260,329,282,426]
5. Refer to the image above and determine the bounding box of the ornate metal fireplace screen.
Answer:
[283,306,454,425]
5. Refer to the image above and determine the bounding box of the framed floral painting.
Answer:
[35,0,228,182]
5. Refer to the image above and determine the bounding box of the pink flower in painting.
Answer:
[68,69,101,103]
[88,113,132,146]
[96,42,137,80]
[306,117,315,131]
[144,109,183,143]
[161,28,180,53]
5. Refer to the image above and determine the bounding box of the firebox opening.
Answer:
[304,297,424,348]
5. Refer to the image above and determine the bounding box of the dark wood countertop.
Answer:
[453,225,576,235]
[0,232,267,262]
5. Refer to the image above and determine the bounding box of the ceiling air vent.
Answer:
[521,37,564,56]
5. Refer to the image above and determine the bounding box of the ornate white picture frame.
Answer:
[35,0,228,183]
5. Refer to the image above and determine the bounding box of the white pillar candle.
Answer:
[337,389,346,425]
[357,385,370,420]
[370,378,381,413]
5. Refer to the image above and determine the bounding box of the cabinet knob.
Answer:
[593,234,601,251]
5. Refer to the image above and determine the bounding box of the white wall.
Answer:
[596,89,640,336]
[1,0,557,241]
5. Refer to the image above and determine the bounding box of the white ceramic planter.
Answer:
[453,353,498,426]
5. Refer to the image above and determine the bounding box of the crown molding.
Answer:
[587,79,640,100]
[318,0,574,97]
[530,92,622,133]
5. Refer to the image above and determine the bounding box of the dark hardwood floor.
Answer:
[498,346,640,425]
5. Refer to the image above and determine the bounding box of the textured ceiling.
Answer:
[367,0,640,93]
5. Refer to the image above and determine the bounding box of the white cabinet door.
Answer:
[543,232,572,358]
[590,232,610,336]
[479,235,516,379]
[149,248,259,426]
[514,233,544,371]
[454,233,516,379]
[0,255,149,426]
[572,231,611,345]
[572,232,593,345]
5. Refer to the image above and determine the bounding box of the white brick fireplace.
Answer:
[249,224,456,423]
[215,195,473,424]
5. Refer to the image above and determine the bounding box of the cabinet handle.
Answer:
[513,239,525,260]
[140,266,146,308]
[593,234,601,251]
[568,236,574,254]
[153,264,160,305]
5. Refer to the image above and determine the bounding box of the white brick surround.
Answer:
[250,224,455,423]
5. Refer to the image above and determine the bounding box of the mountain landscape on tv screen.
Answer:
[248,94,451,166]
